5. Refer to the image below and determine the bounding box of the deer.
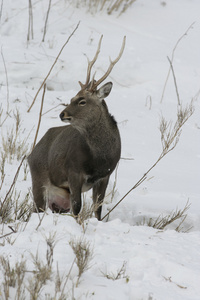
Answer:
[28,35,126,221]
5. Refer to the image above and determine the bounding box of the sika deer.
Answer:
[28,36,125,220]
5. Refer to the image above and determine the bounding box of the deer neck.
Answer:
[86,114,120,159]
[75,109,119,158]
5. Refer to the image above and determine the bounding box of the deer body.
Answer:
[28,36,125,220]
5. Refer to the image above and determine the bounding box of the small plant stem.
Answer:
[0,155,26,211]
[167,56,180,106]
[27,0,34,42]
[0,0,3,22]
[27,21,80,112]
[32,84,46,150]
[42,0,52,42]
[1,47,9,113]
[101,157,158,221]
[60,258,76,297]
[35,210,47,231]
[161,22,195,103]
[0,231,15,239]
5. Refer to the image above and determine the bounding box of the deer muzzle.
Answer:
[60,111,72,122]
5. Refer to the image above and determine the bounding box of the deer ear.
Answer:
[96,82,113,100]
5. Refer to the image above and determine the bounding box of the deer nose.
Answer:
[60,111,72,122]
[60,112,65,120]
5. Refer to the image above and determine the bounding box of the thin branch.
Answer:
[35,210,47,231]
[167,56,180,105]
[0,155,26,211]
[101,175,147,221]
[0,230,16,239]
[120,157,134,161]
[160,22,195,103]
[1,47,9,113]
[27,21,80,112]
[32,83,46,150]
[60,257,76,297]
[0,0,3,23]
[42,103,63,116]
[42,0,52,42]
[27,0,34,42]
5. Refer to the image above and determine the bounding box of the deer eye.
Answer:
[78,99,86,106]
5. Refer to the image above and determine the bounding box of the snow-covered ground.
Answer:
[0,0,200,299]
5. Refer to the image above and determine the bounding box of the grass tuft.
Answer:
[69,236,93,286]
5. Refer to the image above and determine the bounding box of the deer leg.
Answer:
[70,190,82,217]
[28,155,47,212]
[93,176,109,220]
[32,180,46,212]
[68,174,82,217]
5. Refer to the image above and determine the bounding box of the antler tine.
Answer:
[91,36,126,91]
[79,35,103,89]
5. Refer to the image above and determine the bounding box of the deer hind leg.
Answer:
[28,155,47,212]
[93,176,109,221]
[31,179,46,212]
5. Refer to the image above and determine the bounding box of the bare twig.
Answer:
[163,276,187,289]
[0,230,16,239]
[35,209,47,231]
[42,0,52,42]
[27,21,80,112]
[27,0,34,42]
[120,157,134,161]
[59,257,76,297]
[8,225,17,233]
[0,0,3,23]
[42,103,64,116]
[0,155,26,211]
[101,174,147,221]
[1,47,9,113]
[161,22,195,103]
[110,162,119,203]
[167,56,180,105]
[32,84,46,150]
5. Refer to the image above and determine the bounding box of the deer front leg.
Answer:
[93,176,109,220]
[68,173,82,217]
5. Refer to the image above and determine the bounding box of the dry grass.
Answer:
[0,187,33,224]
[1,109,29,163]
[144,200,191,232]
[0,256,26,300]
[71,0,136,15]
[77,199,102,228]
[0,235,74,299]
[101,261,129,282]
[69,237,93,287]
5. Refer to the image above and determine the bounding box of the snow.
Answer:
[0,0,200,299]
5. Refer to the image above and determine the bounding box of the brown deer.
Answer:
[28,35,126,220]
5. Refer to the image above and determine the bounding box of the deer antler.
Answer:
[90,36,126,91]
[79,35,126,92]
[79,35,103,90]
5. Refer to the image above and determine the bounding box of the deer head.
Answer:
[60,35,126,130]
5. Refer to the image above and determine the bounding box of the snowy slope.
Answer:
[0,0,200,299]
